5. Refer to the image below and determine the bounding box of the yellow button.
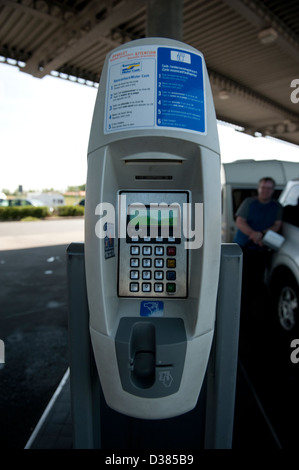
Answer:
[167,258,176,268]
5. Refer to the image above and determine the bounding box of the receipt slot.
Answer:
[85,38,221,419]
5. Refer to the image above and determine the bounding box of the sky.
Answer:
[0,61,298,194]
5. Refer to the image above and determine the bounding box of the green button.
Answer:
[166,283,176,293]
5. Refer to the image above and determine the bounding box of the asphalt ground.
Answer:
[235,286,299,450]
[0,219,84,449]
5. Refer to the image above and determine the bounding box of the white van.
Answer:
[221,159,299,243]
[29,192,65,209]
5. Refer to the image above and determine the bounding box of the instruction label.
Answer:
[105,47,156,132]
[157,47,205,133]
[105,45,205,134]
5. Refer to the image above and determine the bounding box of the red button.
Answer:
[167,246,176,256]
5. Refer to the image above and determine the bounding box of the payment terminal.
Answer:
[85,37,221,419]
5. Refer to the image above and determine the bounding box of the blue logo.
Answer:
[140,301,164,317]
[121,62,141,74]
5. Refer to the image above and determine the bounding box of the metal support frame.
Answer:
[67,242,242,449]
[205,243,242,448]
[67,242,101,449]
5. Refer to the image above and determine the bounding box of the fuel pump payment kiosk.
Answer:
[85,38,221,420]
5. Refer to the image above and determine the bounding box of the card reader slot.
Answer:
[133,352,155,388]
[135,176,173,180]
[130,322,156,389]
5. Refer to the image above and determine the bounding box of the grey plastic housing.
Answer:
[85,38,221,419]
[115,317,187,398]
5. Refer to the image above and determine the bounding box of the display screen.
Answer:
[127,204,180,239]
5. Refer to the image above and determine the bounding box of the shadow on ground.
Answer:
[0,244,70,449]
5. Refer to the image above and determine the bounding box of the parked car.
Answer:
[267,179,299,332]
[0,198,45,207]
[75,199,85,206]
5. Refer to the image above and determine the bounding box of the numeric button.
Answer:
[142,271,151,280]
[142,283,151,293]
[130,258,139,268]
[155,246,164,256]
[130,283,139,292]
[130,246,139,255]
[154,283,163,293]
[154,271,163,280]
[142,246,152,255]
[154,258,164,268]
[142,258,152,268]
[130,270,139,280]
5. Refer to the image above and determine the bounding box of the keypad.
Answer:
[118,191,188,298]
[129,244,178,294]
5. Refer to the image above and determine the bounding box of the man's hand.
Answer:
[249,230,263,246]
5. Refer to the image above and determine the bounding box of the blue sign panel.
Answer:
[156,47,205,133]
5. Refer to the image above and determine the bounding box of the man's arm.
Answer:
[235,216,263,244]
[263,220,282,234]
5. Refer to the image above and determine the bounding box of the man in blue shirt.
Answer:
[234,177,283,293]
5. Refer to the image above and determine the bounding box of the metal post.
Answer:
[67,242,101,449]
[146,0,183,41]
[204,243,243,449]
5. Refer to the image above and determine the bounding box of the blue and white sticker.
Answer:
[103,222,115,259]
[105,45,206,135]
[140,300,164,317]
[105,46,156,133]
[157,47,205,133]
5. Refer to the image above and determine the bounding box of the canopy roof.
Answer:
[1,0,299,146]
